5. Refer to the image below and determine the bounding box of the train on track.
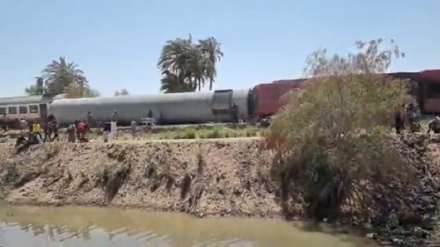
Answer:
[1,69,440,129]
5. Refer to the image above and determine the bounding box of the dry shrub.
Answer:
[265,39,415,221]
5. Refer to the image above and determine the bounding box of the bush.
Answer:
[265,39,416,221]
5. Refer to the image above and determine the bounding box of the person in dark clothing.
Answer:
[231,103,239,123]
[394,106,405,134]
[66,123,76,142]
[102,119,111,142]
[50,119,59,142]
[428,117,440,134]
[111,110,118,122]
[28,120,33,133]
[44,113,59,142]
[145,110,155,126]
[87,111,93,128]
[406,102,421,133]
[47,113,55,123]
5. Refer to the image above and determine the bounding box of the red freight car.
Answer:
[253,70,440,118]
[418,70,440,113]
[252,79,305,117]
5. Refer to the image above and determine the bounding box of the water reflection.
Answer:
[0,206,377,247]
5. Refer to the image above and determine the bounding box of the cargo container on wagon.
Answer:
[49,90,251,126]
[253,79,305,117]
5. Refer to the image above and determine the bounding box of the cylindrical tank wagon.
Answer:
[49,89,253,126]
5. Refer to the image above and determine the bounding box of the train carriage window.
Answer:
[29,105,39,113]
[19,106,28,114]
[426,82,440,98]
[8,106,17,114]
[0,107,5,115]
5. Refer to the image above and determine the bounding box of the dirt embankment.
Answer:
[1,136,440,246]
[0,139,279,218]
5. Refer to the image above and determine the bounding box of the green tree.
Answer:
[157,35,223,92]
[160,70,196,93]
[114,88,129,96]
[65,83,100,98]
[24,77,47,96]
[197,37,223,90]
[24,57,100,98]
[265,39,416,222]
[41,57,86,95]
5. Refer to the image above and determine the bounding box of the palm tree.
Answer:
[158,35,193,75]
[198,37,224,90]
[160,70,195,93]
[157,35,222,91]
[42,57,86,95]
[185,43,208,91]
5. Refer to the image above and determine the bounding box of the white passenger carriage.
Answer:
[0,94,65,129]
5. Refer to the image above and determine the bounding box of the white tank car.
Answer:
[48,89,250,126]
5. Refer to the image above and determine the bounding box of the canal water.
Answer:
[0,206,378,247]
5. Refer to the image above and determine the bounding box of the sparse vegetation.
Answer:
[265,39,421,222]
[0,124,261,143]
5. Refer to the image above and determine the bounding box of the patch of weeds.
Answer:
[2,164,20,184]
[158,132,173,139]
[13,172,41,188]
[146,161,171,179]
[245,127,257,137]
[196,150,205,174]
[145,161,173,192]
[203,127,223,139]
[101,165,131,203]
[180,174,192,199]
[176,129,196,139]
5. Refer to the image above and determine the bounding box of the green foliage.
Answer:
[157,35,223,92]
[153,125,259,139]
[24,57,100,98]
[265,39,415,220]
[160,70,196,93]
[65,83,100,98]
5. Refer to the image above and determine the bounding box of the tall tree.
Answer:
[160,70,195,93]
[24,57,100,98]
[114,89,129,96]
[197,37,223,90]
[157,35,223,92]
[42,57,85,94]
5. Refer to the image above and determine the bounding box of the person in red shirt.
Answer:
[77,119,88,142]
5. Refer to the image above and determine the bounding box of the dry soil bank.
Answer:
[0,138,279,217]
[1,136,440,246]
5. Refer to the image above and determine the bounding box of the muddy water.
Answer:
[0,206,378,247]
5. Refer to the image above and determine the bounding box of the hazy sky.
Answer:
[1,0,439,97]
